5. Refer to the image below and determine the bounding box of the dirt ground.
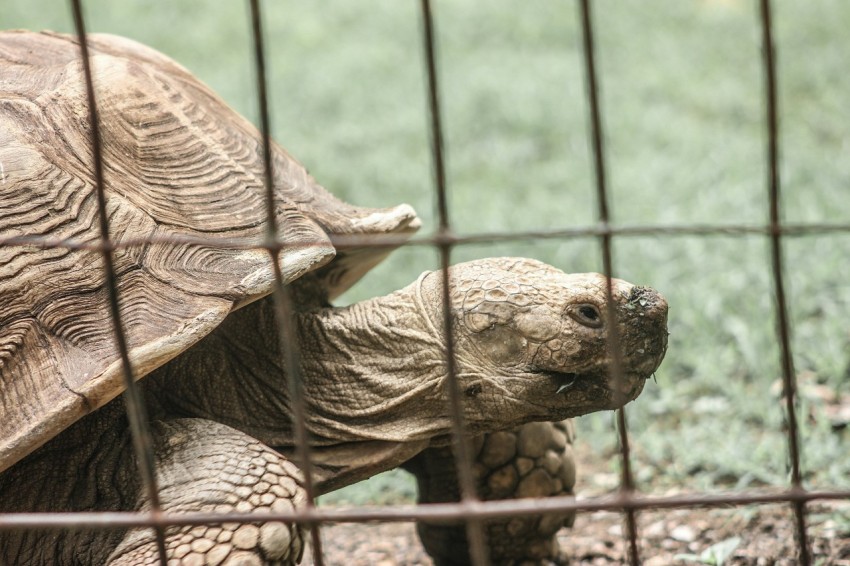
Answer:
[304,500,849,565]
[305,443,850,565]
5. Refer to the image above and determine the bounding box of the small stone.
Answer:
[232,524,260,549]
[670,524,697,542]
[480,431,517,468]
[644,520,666,538]
[181,552,205,566]
[517,468,555,498]
[517,422,553,458]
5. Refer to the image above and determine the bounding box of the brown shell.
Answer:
[0,31,419,472]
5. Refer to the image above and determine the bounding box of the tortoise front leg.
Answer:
[404,421,576,565]
[0,408,306,565]
[108,418,306,566]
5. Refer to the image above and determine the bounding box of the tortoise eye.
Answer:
[570,304,603,328]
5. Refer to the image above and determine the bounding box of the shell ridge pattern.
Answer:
[0,30,337,472]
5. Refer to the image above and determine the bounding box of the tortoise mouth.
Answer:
[541,369,643,397]
[546,371,588,394]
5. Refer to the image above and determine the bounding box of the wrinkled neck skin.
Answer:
[146,274,452,473]
[295,276,453,447]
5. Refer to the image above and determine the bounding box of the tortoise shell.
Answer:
[0,30,418,473]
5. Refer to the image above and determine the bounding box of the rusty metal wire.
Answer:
[1,486,848,530]
[576,1,639,563]
[3,220,849,253]
[68,1,168,563]
[1,0,848,564]
[247,1,325,563]
[759,0,810,563]
[419,1,490,564]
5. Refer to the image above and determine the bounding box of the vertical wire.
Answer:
[247,1,324,563]
[419,1,490,564]
[757,1,810,564]
[577,1,639,564]
[67,2,168,564]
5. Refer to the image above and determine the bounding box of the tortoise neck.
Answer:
[144,281,454,454]
[295,283,451,445]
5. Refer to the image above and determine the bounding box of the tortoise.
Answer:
[0,30,669,565]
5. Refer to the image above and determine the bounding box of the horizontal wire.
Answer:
[0,487,847,531]
[1,221,848,252]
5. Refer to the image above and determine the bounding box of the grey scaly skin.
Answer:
[0,258,667,564]
[405,421,578,566]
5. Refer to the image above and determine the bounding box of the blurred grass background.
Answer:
[4,0,848,503]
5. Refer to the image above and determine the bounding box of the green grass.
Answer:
[5,0,849,500]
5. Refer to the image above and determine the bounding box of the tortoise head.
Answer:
[419,258,668,428]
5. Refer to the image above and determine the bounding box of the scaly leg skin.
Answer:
[108,419,306,566]
[404,421,576,566]
[0,404,305,566]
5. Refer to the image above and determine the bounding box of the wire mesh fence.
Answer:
[1,0,849,565]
